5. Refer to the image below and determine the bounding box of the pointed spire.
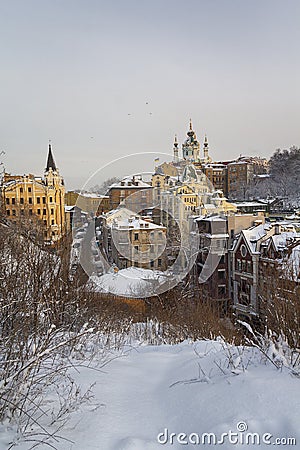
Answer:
[46,141,57,171]
[173,134,179,163]
[203,134,211,163]
[189,118,193,131]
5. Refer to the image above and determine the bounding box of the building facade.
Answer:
[100,207,167,271]
[229,222,300,321]
[1,144,65,242]
[108,176,153,211]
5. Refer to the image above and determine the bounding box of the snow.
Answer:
[242,223,271,252]
[113,217,165,231]
[105,207,139,224]
[3,339,299,449]
[90,267,167,297]
[271,232,300,251]
[110,178,152,189]
[78,192,109,198]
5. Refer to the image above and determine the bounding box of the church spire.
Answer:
[189,118,193,131]
[173,134,179,163]
[46,141,57,172]
[203,134,211,163]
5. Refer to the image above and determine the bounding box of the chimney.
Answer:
[274,224,281,235]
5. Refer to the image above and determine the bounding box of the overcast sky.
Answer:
[0,0,299,189]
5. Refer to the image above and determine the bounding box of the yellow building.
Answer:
[65,191,110,215]
[1,144,65,242]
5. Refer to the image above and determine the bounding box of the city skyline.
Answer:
[1,0,299,189]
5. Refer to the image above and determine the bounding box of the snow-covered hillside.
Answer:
[2,340,299,450]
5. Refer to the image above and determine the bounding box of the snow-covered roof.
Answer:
[234,202,267,208]
[270,232,300,251]
[78,192,109,199]
[2,176,46,190]
[195,215,227,223]
[105,207,139,224]
[110,178,152,189]
[65,205,75,212]
[241,223,271,252]
[112,216,165,231]
[90,266,167,297]
[204,163,226,168]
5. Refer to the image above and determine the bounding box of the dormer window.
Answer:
[240,244,247,257]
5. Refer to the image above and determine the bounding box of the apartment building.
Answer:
[100,207,167,271]
[1,145,65,242]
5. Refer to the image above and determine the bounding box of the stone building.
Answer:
[229,221,299,321]
[195,216,229,309]
[100,207,167,271]
[1,144,65,242]
[65,191,109,215]
[107,176,153,211]
[194,211,266,311]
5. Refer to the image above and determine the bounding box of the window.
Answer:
[51,219,54,225]
[12,198,15,205]
[150,261,154,268]
[240,244,247,257]
[50,197,53,202]
[239,280,251,306]
[6,210,10,216]
[28,198,32,204]
[51,208,54,215]
[20,198,24,204]
[29,209,33,215]
[37,197,40,204]
[42,197,46,204]
[28,187,32,193]
[218,286,226,297]
[218,270,225,280]
[134,233,139,241]
[158,258,162,267]
[44,220,47,225]
[134,246,138,252]
[37,209,41,215]
[20,210,24,216]
[12,210,16,216]
[5,198,9,205]
[43,209,46,215]
[247,261,252,273]
[20,187,23,193]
